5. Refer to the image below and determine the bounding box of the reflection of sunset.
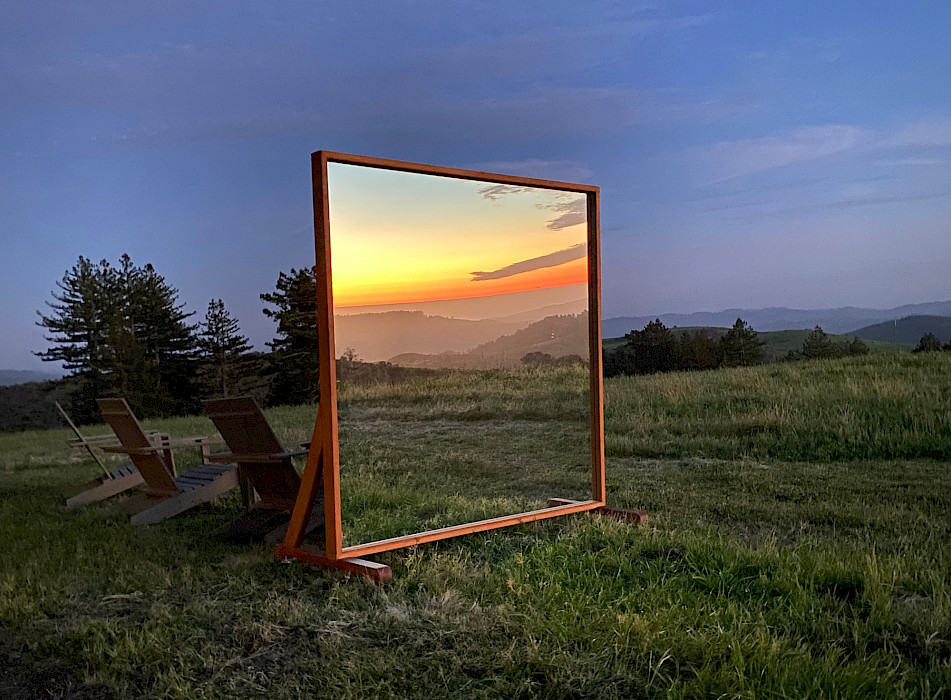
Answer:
[335,256,587,307]
[328,162,588,311]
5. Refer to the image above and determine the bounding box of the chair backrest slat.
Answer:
[203,396,284,457]
[203,396,301,507]
[97,398,177,493]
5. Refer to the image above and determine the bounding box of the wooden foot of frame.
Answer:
[547,498,649,524]
[275,544,392,583]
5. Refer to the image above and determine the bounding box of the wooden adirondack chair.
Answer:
[96,398,239,525]
[203,396,322,543]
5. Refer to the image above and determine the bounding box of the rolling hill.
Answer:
[0,369,63,386]
[389,313,588,369]
[848,315,951,346]
[602,300,951,338]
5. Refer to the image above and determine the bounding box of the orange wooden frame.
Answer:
[275,151,605,581]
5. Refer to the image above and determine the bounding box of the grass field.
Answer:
[1,353,950,698]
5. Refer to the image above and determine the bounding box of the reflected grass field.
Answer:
[1,355,950,697]
[337,367,591,546]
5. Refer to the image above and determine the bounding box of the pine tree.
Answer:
[719,318,764,367]
[37,255,200,418]
[801,326,840,359]
[624,319,678,374]
[199,299,252,397]
[847,337,869,356]
[260,268,319,405]
[35,257,116,421]
[678,330,722,371]
[913,332,942,353]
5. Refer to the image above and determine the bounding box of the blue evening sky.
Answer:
[3,1,950,370]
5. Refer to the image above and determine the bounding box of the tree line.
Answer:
[34,255,320,424]
[913,332,951,353]
[604,319,869,378]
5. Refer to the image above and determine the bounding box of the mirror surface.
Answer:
[327,162,592,546]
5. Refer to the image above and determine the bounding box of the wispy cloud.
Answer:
[885,119,951,148]
[680,125,871,184]
[471,243,587,281]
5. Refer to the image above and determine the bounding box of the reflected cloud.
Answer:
[537,198,586,230]
[471,243,587,281]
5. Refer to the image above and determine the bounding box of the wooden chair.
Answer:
[203,396,321,542]
[96,398,239,525]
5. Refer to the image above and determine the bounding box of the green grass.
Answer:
[1,355,950,697]
[607,352,951,461]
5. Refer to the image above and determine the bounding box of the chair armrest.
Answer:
[205,449,309,464]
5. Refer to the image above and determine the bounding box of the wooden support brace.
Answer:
[275,544,392,583]
[547,498,649,525]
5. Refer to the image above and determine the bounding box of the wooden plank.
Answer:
[177,468,222,480]
[587,188,606,503]
[129,469,240,526]
[313,151,343,560]
[97,398,177,492]
[205,452,304,464]
[275,543,392,583]
[56,401,110,478]
[101,445,166,456]
[65,470,145,508]
[339,500,603,559]
[174,477,210,489]
[321,151,599,195]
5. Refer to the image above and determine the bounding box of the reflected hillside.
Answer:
[389,312,588,369]
[334,291,588,363]
[334,311,521,362]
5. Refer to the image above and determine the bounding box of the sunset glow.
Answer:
[328,162,588,311]
[334,256,588,307]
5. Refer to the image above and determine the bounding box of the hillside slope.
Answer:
[849,315,951,345]
[390,313,588,369]
[603,300,951,337]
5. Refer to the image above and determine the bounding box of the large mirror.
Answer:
[295,153,604,560]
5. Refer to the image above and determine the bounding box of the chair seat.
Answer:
[173,463,238,493]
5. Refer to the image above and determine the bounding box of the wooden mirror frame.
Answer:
[275,151,605,580]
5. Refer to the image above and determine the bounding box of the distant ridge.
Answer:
[849,316,951,345]
[0,369,62,386]
[602,300,951,338]
[389,313,588,370]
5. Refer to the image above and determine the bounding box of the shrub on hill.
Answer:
[913,332,943,353]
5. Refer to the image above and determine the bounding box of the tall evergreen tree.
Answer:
[37,254,200,418]
[260,267,319,405]
[719,318,765,367]
[35,257,115,420]
[199,299,253,397]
